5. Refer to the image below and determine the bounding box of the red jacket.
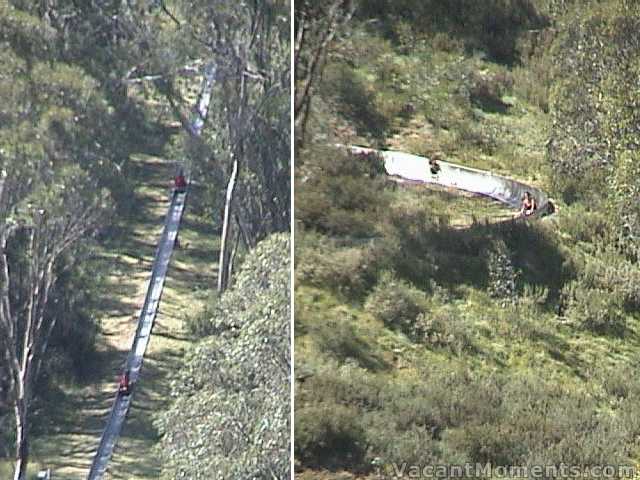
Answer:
[175,175,187,189]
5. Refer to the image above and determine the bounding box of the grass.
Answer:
[296,13,640,478]
[296,280,640,392]
[0,154,218,479]
[388,181,515,228]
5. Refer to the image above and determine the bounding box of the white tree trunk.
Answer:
[13,392,28,480]
[218,158,239,293]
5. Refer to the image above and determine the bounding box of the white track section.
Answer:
[87,191,186,480]
[87,62,216,480]
[349,146,551,215]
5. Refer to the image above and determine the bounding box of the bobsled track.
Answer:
[349,146,554,219]
[86,63,216,480]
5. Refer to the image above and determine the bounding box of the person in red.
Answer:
[174,168,187,194]
[118,370,131,395]
[518,191,537,217]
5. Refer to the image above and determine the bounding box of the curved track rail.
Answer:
[86,63,216,480]
[350,146,553,218]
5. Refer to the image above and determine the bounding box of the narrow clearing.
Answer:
[25,155,217,479]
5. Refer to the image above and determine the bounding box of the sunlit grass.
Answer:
[5,154,218,480]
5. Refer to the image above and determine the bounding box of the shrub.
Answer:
[160,234,290,479]
[580,250,640,312]
[296,146,389,237]
[315,320,387,371]
[324,63,390,140]
[558,205,610,244]
[561,280,626,337]
[468,71,512,113]
[487,239,518,304]
[364,271,426,339]
[430,32,464,53]
[447,373,628,468]
[599,364,640,401]
[416,307,474,354]
[295,403,367,470]
[455,119,499,155]
[512,63,550,112]
[518,283,549,311]
[376,200,439,286]
[295,231,382,299]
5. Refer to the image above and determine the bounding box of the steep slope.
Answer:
[157,233,291,479]
[295,1,640,477]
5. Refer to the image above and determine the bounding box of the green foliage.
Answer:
[159,234,290,479]
[561,279,626,337]
[46,248,104,379]
[358,0,548,63]
[548,2,640,211]
[416,307,474,355]
[295,231,381,299]
[326,63,391,140]
[609,150,640,256]
[296,147,388,237]
[295,401,367,470]
[468,71,513,113]
[487,239,518,304]
[295,1,640,477]
[297,364,631,474]
[364,271,425,339]
[375,196,440,287]
[557,204,610,244]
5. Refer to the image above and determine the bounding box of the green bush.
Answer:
[376,200,439,286]
[295,403,367,470]
[561,280,626,337]
[487,239,518,304]
[512,60,551,112]
[447,373,627,468]
[296,363,633,474]
[468,71,512,113]
[580,251,640,312]
[416,307,474,354]
[358,0,548,64]
[295,232,381,299]
[296,147,389,237]
[364,271,426,339]
[557,205,610,244]
[324,63,389,140]
[315,320,387,371]
[159,234,290,479]
[598,364,640,401]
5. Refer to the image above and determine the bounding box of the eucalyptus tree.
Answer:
[182,0,290,291]
[0,5,116,477]
[27,1,290,290]
[294,0,356,152]
[0,166,108,480]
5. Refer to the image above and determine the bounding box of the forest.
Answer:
[0,1,290,479]
[295,0,640,478]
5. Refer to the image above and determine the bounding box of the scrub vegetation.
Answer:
[295,0,640,477]
[0,1,290,479]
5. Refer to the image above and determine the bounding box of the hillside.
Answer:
[295,1,640,477]
[0,2,290,479]
[157,233,291,479]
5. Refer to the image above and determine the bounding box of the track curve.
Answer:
[350,146,553,219]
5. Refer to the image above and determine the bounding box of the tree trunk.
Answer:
[226,228,242,289]
[13,395,28,480]
[217,158,239,293]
